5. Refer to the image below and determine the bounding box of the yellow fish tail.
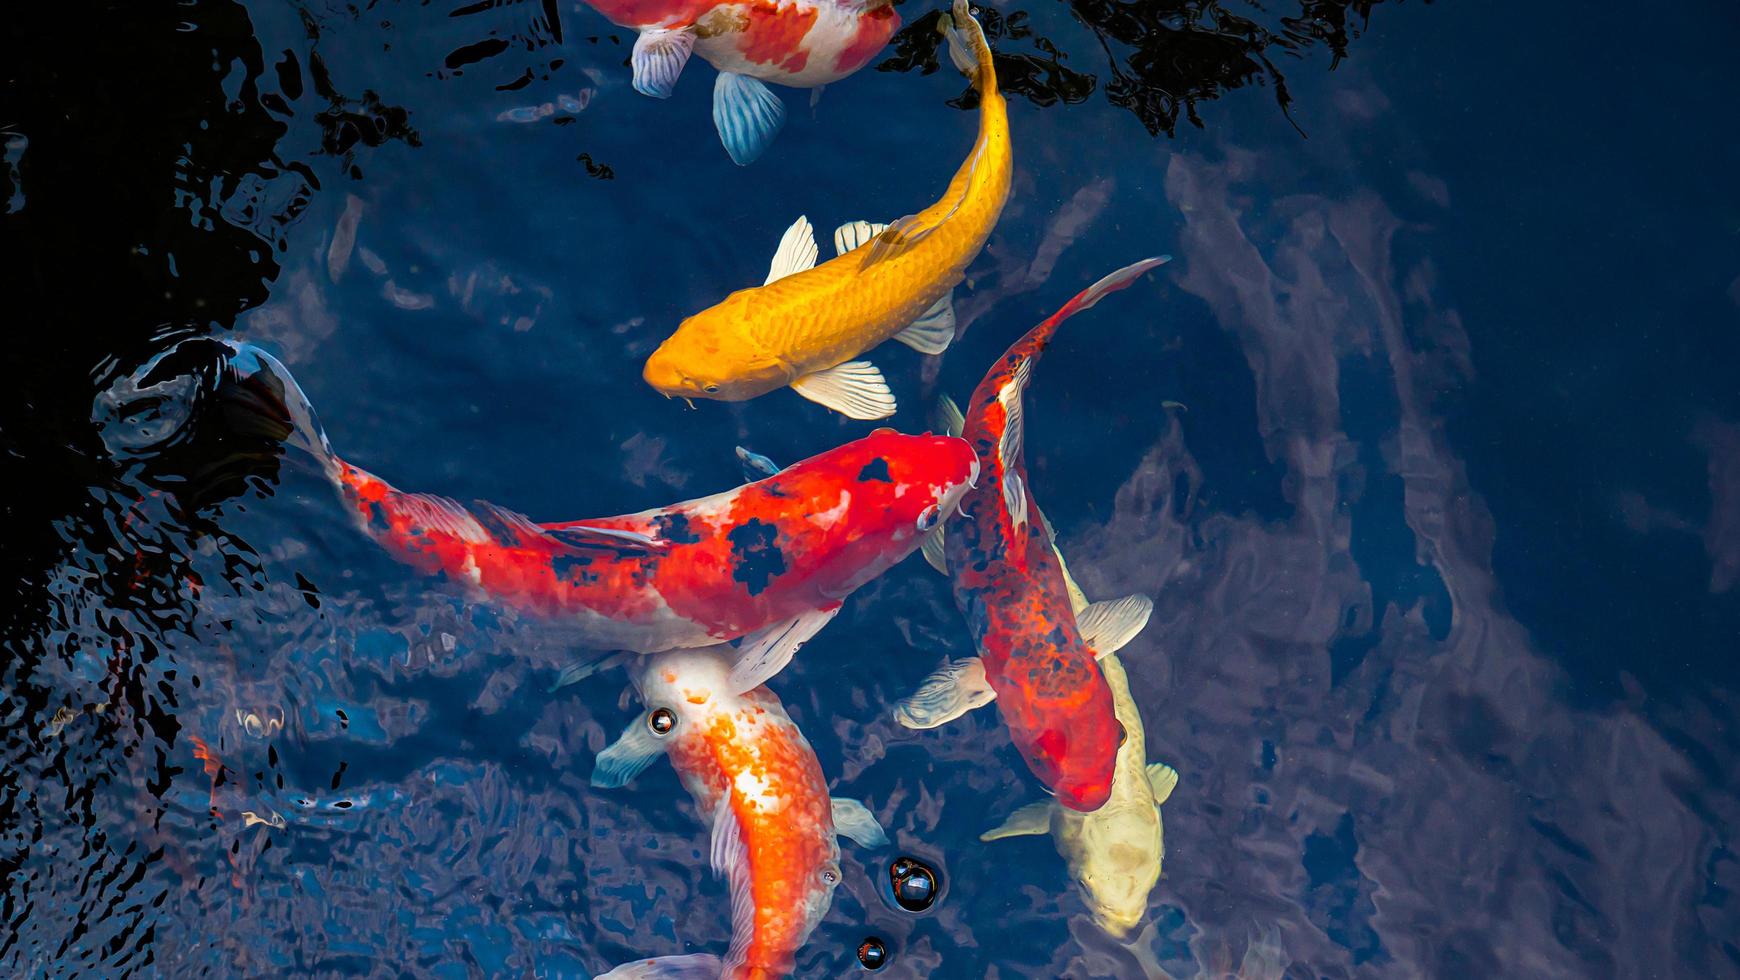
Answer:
[942,0,996,93]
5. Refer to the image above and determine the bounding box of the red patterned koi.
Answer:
[898,258,1168,812]
[333,428,977,662]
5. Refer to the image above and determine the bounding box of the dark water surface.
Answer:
[4,0,1739,976]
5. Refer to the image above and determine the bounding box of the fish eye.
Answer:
[821,865,840,886]
[703,384,719,393]
[915,505,941,532]
[647,707,677,736]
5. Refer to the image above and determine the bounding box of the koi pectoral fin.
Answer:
[713,71,785,166]
[893,292,956,355]
[1146,762,1179,805]
[764,215,819,284]
[830,798,889,848]
[893,656,995,729]
[980,801,1053,841]
[630,27,695,99]
[590,715,665,788]
[1076,594,1155,658]
[734,445,783,481]
[726,604,841,693]
[595,953,724,980]
[790,360,896,420]
[919,525,947,575]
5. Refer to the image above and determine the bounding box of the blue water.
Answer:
[4,0,1739,976]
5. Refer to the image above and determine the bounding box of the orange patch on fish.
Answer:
[739,1,817,72]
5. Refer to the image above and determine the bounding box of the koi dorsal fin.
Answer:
[544,523,669,554]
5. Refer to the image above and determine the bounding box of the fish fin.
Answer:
[708,795,756,975]
[726,604,841,693]
[1146,762,1179,805]
[919,525,947,575]
[764,215,819,284]
[932,395,965,438]
[832,220,889,256]
[590,715,666,788]
[1040,511,1091,615]
[859,187,964,269]
[734,445,782,481]
[830,798,889,848]
[893,293,956,354]
[790,360,896,420]
[980,801,1053,841]
[712,71,785,166]
[1002,470,1028,535]
[1076,594,1154,658]
[940,0,986,77]
[548,651,633,692]
[996,358,1032,531]
[630,28,695,98]
[388,492,490,544]
[595,953,725,980]
[543,523,669,554]
[892,657,996,729]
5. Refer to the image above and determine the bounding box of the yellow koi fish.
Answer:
[642,0,1011,419]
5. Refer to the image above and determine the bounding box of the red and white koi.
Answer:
[892,257,1168,811]
[593,645,888,979]
[579,0,900,164]
[216,342,977,684]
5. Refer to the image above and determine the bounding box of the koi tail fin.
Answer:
[93,336,335,477]
[218,341,334,466]
[941,0,994,92]
[1015,255,1172,365]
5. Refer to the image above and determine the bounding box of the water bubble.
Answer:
[857,937,888,970]
[889,856,939,912]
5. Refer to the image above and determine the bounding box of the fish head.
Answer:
[643,301,788,403]
[776,428,977,568]
[1070,832,1162,938]
[634,646,741,732]
[1005,682,1120,812]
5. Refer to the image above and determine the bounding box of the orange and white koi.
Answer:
[593,645,888,979]
[641,0,1010,419]
[892,257,1167,811]
[582,0,900,164]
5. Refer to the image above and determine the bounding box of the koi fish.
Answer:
[641,0,1011,419]
[212,341,978,684]
[890,256,1168,811]
[582,0,900,165]
[980,653,1178,938]
[592,645,888,979]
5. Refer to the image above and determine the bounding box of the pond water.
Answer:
[3,0,1738,976]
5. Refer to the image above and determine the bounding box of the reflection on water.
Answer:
[4,0,1739,976]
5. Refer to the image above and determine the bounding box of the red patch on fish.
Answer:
[833,4,898,75]
[739,0,818,73]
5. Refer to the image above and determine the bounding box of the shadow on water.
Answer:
[5,0,1740,976]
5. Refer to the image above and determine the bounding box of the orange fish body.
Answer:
[593,646,888,979]
[332,429,978,660]
[895,258,1167,811]
[642,0,1011,419]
